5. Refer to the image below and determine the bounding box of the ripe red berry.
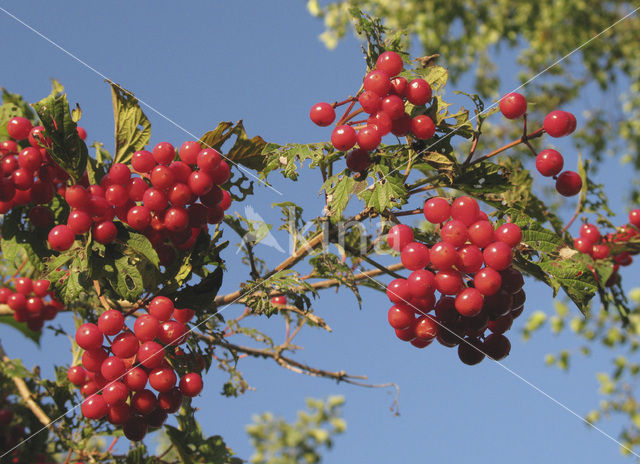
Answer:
[164,207,189,232]
[440,219,468,247]
[474,267,503,296]
[158,320,188,345]
[346,149,371,172]
[76,126,87,140]
[390,113,412,137]
[483,334,511,360]
[407,270,435,298]
[48,225,75,251]
[363,70,391,96]
[381,95,405,120]
[123,416,148,441]
[483,242,513,271]
[591,244,610,259]
[454,288,484,317]
[494,223,522,247]
[67,366,87,386]
[423,197,451,224]
[76,323,103,350]
[105,184,128,206]
[629,209,640,228]
[451,196,480,226]
[6,117,32,140]
[543,110,575,137]
[197,149,222,174]
[555,171,582,196]
[153,142,176,165]
[390,77,408,96]
[101,356,126,381]
[499,92,527,119]
[158,388,183,413]
[149,367,178,393]
[15,277,32,295]
[580,223,600,243]
[406,79,432,106]
[386,224,414,251]
[125,367,148,392]
[98,310,125,336]
[309,102,336,127]
[67,210,92,235]
[131,389,158,415]
[179,372,203,397]
[92,220,118,244]
[127,205,152,231]
[82,348,108,372]
[367,111,392,135]
[388,304,415,330]
[137,341,165,369]
[386,278,412,304]
[131,150,155,173]
[148,296,175,321]
[376,51,403,76]
[430,242,458,270]
[178,141,201,165]
[456,244,484,274]
[358,91,382,114]
[173,307,195,323]
[103,381,129,405]
[111,331,139,359]
[400,242,430,270]
[82,395,108,419]
[356,125,382,150]
[331,125,357,151]
[410,115,435,139]
[18,147,43,172]
[535,149,564,177]
[12,168,33,190]
[414,315,438,340]
[134,314,160,342]
[150,165,175,190]
[32,279,50,297]
[434,269,463,295]
[457,337,485,365]
[109,163,131,185]
[488,313,513,335]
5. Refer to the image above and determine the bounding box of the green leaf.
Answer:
[322,173,359,220]
[539,258,597,314]
[0,88,36,140]
[32,92,88,182]
[121,228,160,269]
[199,120,267,170]
[357,164,408,213]
[173,267,224,312]
[508,208,562,253]
[109,82,151,165]
[400,66,448,92]
[0,315,41,345]
[165,425,194,464]
[261,142,327,180]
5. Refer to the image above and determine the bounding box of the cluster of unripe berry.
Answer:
[68,296,203,441]
[573,212,640,286]
[0,278,62,332]
[499,92,581,197]
[310,51,435,171]
[0,116,87,216]
[47,140,232,263]
[384,195,525,365]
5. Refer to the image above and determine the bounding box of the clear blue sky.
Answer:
[0,1,638,463]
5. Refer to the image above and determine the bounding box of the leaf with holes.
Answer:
[199,121,267,170]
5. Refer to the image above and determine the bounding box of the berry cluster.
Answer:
[310,51,435,170]
[49,140,232,262]
[0,117,87,215]
[0,278,62,332]
[499,92,581,196]
[385,195,526,365]
[68,296,203,441]
[573,214,640,286]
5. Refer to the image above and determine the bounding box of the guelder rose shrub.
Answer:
[0,13,638,462]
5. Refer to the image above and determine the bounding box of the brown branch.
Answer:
[0,342,52,427]
[394,208,423,217]
[93,280,112,311]
[279,304,332,332]
[7,256,29,282]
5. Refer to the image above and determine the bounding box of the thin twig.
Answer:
[471,127,544,165]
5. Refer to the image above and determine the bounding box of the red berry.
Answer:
[101,356,126,381]
[179,372,203,397]
[173,307,195,323]
[150,165,175,190]
[451,196,480,226]
[15,277,32,295]
[386,224,414,251]
[440,219,468,247]
[210,160,231,185]
[414,315,438,340]
[555,171,582,196]
[591,244,610,259]
[309,102,336,127]
[126,205,152,231]
[387,304,415,330]
[407,270,435,298]
[98,310,124,336]
[454,288,484,317]
[92,221,118,244]
[148,296,175,321]
[32,279,50,297]
[483,334,511,360]
[367,111,392,135]
[65,185,89,209]
[67,210,92,235]
[389,77,408,96]
[488,313,513,335]
[346,149,371,172]
[76,323,103,350]
[82,348,108,372]
[358,91,382,114]
[131,389,157,415]
[395,325,416,342]
[18,147,43,172]
[179,141,201,165]
[544,110,575,137]
[466,221,492,248]
[390,113,412,137]
[363,70,391,96]
[499,92,527,119]
[580,223,600,243]
[456,245,484,274]
[406,79,432,106]
[494,223,522,247]
[149,367,177,393]
[125,367,148,392]
[123,416,148,441]
[158,388,183,413]
[152,142,176,165]
[67,366,87,386]
[107,402,131,425]
[380,95,405,120]
[356,125,381,150]
[112,332,139,359]
[82,395,107,419]
[400,242,430,270]
[105,184,128,207]
[134,314,160,342]
[410,115,435,139]
[196,149,222,174]
[158,320,188,345]
[483,242,513,271]
[137,341,165,369]
[434,269,463,295]
[6,117,32,140]
[376,51,403,76]
[12,168,33,190]
[131,150,155,173]
[474,267,503,296]
[109,163,131,185]
[458,337,485,365]
[164,207,189,232]
[430,241,458,270]
[423,197,451,224]
[386,278,412,304]
[76,126,87,140]
[536,149,564,177]
[629,209,640,228]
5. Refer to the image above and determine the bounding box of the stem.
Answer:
[332,97,356,108]
[394,208,423,217]
[338,107,364,126]
[407,184,437,196]
[244,243,260,280]
[471,127,544,165]
[7,257,29,282]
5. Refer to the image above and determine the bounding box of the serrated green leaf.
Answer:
[400,65,448,91]
[322,173,359,221]
[261,143,326,180]
[110,255,144,301]
[173,267,224,312]
[109,82,151,166]
[121,229,160,269]
[32,92,88,182]
[539,258,597,314]
[0,315,41,345]
[507,208,563,252]
[165,425,194,464]
[199,120,267,170]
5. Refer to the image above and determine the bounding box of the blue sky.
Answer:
[0,1,638,463]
